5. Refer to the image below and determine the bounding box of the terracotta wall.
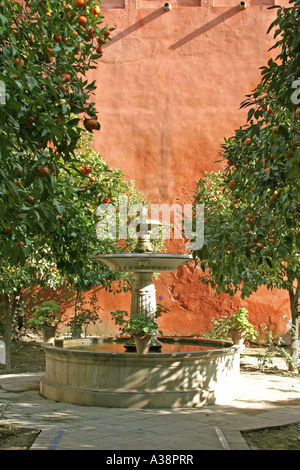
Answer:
[76,0,292,340]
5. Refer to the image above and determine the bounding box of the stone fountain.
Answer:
[40,206,241,408]
[92,205,192,351]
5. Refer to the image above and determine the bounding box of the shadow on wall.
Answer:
[169,5,244,50]
[104,8,166,47]
[104,5,244,52]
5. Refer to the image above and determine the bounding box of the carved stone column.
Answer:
[130,272,156,320]
[126,271,161,351]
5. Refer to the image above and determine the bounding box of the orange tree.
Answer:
[0,0,141,365]
[0,0,112,265]
[192,0,300,369]
[0,132,147,368]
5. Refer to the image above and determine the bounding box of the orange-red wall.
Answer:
[76,0,292,340]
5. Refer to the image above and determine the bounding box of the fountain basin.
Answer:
[92,253,193,323]
[91,253,193,272]
[40,337,241,409]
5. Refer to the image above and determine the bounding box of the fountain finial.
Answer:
[134,203,162,253]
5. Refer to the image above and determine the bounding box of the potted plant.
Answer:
[228,308,257,345]
[27,300,61,343]
[111,310,161,354]
[208,307,257,346]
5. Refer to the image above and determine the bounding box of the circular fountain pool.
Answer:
[40,337,241,409]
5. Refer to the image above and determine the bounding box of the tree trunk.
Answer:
[75,288,81,316]
[3,290,22,370]
[289,280,299,372]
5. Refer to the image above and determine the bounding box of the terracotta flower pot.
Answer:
[230,328,246,345]
[42,325,57,343]
[133,335,152,354]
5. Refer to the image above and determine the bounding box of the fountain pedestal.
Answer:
[130,272,157,318]
[129,271,160,351]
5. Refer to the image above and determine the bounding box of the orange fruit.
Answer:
[103,29,110,37]
[96,46,103,55]
[85,118,100,130]
[75,0,85,7]
[25,196,34,204]
[15,57,25,67]
[78,15,87,26]
[87,27,95,39]
[47,47,55,56]
[37,167,44,177]
[61,73,71,82]
[55,84,66,92]
[91,5,101,15]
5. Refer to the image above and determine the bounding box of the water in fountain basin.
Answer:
[63,339,219,354]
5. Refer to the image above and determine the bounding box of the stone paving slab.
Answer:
[0,371,300,451]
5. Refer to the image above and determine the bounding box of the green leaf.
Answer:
[0,14,8,25]
[62,103,68,114]
[247,108,255,122]
[26,75,39,91]
[0,199,5,218]
[278,125,289,140]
